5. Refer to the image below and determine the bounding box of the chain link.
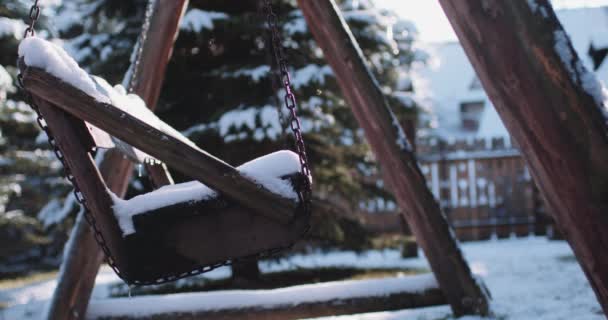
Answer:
[23,0,40,38]
[263,0,313,210]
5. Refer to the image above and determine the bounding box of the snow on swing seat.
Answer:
[112,150,304,236]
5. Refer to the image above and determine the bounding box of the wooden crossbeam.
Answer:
[20,65,298,225]
[87,276,446,320]
[438,0,608,315]
[297,0,490,316]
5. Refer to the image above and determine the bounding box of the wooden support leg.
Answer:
[44,1,189,319]
[44,212,105,320]
[297,0,490,316]
[44,150,133,320]
[438,0,608,315]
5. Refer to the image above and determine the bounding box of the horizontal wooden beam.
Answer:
[21,66,297,225]
[88,278,445,320]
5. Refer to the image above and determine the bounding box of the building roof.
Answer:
[416,6,608,140]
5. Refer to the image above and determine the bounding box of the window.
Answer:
[460,101,485,131]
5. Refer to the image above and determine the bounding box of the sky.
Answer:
[373,0,608,43]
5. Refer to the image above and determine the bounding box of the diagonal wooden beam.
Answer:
[438,0,608,315]
[297,0,490,316]
[44,1,189,319]
[21,65,298,225]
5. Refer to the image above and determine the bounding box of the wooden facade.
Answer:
[358,137,552,242]
[417,137,541,241]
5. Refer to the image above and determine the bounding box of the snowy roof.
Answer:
[416,6,608,140]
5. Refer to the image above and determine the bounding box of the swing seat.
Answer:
[18,37,311,285]
[114,152,310,284]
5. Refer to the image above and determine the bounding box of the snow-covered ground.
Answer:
[0,237,603,319]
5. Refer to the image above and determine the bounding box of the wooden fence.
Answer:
[414,136,547,241]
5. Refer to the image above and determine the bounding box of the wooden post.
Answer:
[89,282,446,320]
[44,1,188,319]
[297,0,490,316]
[438,0,608,315]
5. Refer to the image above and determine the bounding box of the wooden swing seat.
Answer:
[19,57,309,284]
[118,160,308,283]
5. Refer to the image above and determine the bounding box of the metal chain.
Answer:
[266,40,290,146]
[23,0,40,38]
[263,0,313,210]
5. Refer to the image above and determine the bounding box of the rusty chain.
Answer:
[18,0,312,286]
[263,0,313,212]
[23,0,40,38]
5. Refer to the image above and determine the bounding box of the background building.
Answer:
[411,6,608,240]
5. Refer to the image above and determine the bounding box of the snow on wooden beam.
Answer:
[87,274,445,320]
[44,2,189,319]
[20,65,298,225]
[438,0,608,314]
[297,0,490,316]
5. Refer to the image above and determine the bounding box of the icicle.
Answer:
[128,285,134,298]
[137,164,143,177]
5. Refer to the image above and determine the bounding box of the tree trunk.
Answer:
[44,1,188,319]
[438,0,608,315]
[297,0,490,316]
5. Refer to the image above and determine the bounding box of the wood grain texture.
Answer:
[297,0,490,316]
[438,0,608,315]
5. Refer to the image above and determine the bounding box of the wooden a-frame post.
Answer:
[438,0,608,315]
[297,0,490,316]
[44,1,188,319]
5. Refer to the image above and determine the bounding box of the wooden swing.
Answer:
[18,2,311,285]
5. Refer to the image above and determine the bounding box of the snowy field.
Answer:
[0,237,603,320]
